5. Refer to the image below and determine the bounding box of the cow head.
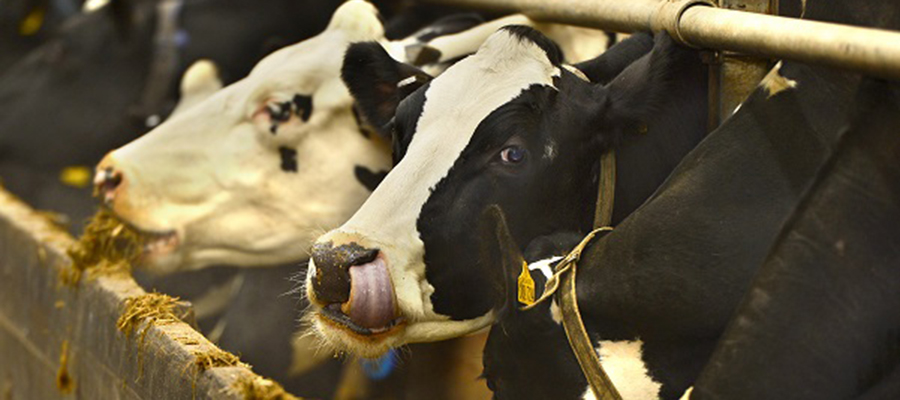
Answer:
[307,27,675,357]
[94,0,393,273]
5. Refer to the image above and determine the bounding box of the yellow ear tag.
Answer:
[517,260,535,306]
[59,166,92,188]
[19,7,46,36]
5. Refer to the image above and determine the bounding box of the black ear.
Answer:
[573,31,654,85]
[342,42,433,138]
[600,32,682,126]
[478,205,526,312]
[108,0,138,39]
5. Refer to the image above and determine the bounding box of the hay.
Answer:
[63,209,147,285]
[233,375,299,400]
[56,340,75,394]
[189,347,250,398]
[117,293,182,381]
[192,347,245,372]
[116,293,181,337]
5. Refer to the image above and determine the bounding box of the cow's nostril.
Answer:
[310,241,380,305]
[93,167,123,203]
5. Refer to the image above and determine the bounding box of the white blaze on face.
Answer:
[582,340,663,400]
[319,30,562,344]
[100,0,391,272]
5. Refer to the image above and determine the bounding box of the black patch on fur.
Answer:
[499,25,563,66]
[389,81,429,165]
[279,146,297,172]
[412,13,484,42]
[354,165,388,192]
[352,106,372,138]
[267,95,312,135]
[292,94,312,121]
[405,44,441,66]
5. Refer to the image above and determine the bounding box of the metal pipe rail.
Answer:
[422,0,900,81]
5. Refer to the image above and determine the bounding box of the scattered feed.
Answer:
[56,340,75,394]
[63,209,147,285]
[233,375,299,400]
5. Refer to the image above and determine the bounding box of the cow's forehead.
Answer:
[246,30,353,91]
[415,29,561,139]
[342,30,560,239]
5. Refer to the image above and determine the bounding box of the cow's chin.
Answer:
[135,229,185,274]
[310,308,495,358]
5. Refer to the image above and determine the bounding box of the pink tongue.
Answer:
[347,257,395,329]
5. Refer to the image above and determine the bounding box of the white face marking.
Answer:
[544,139,558,160]
[98,0,392,273]
[312,29,562,349]
[581,340,662,400]
[528,256,563,324]
[760,61,798,99]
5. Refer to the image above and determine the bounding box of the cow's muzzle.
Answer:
[310,242,400,334]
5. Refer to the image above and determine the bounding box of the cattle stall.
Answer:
[1,0,898,399]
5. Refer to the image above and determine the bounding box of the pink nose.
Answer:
[94,156,124,204]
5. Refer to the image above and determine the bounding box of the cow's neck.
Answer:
[604,48,708,226]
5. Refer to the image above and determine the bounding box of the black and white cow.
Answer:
[306,26,708,358]
[688,77,900,400]
[479,1,899,398]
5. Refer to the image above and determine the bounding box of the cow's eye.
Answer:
[255,94,313,136]
[500,146,526,164]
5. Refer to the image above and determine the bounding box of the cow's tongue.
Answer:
[346,257,395,329]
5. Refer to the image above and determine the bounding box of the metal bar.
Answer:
[680,7,900,80]
[422,0,900,81]
[423,0,663,33]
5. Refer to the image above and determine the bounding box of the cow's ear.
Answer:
[325,0,384,41]
[598,32,681,129]
[171,60,222,116]
[342,42,433,138]
[573,31,654,85]
[478,205,527,313]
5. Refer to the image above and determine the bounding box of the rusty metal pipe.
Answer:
[422,0,900,81]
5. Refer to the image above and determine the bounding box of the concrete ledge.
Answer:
[0,188,287,399]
